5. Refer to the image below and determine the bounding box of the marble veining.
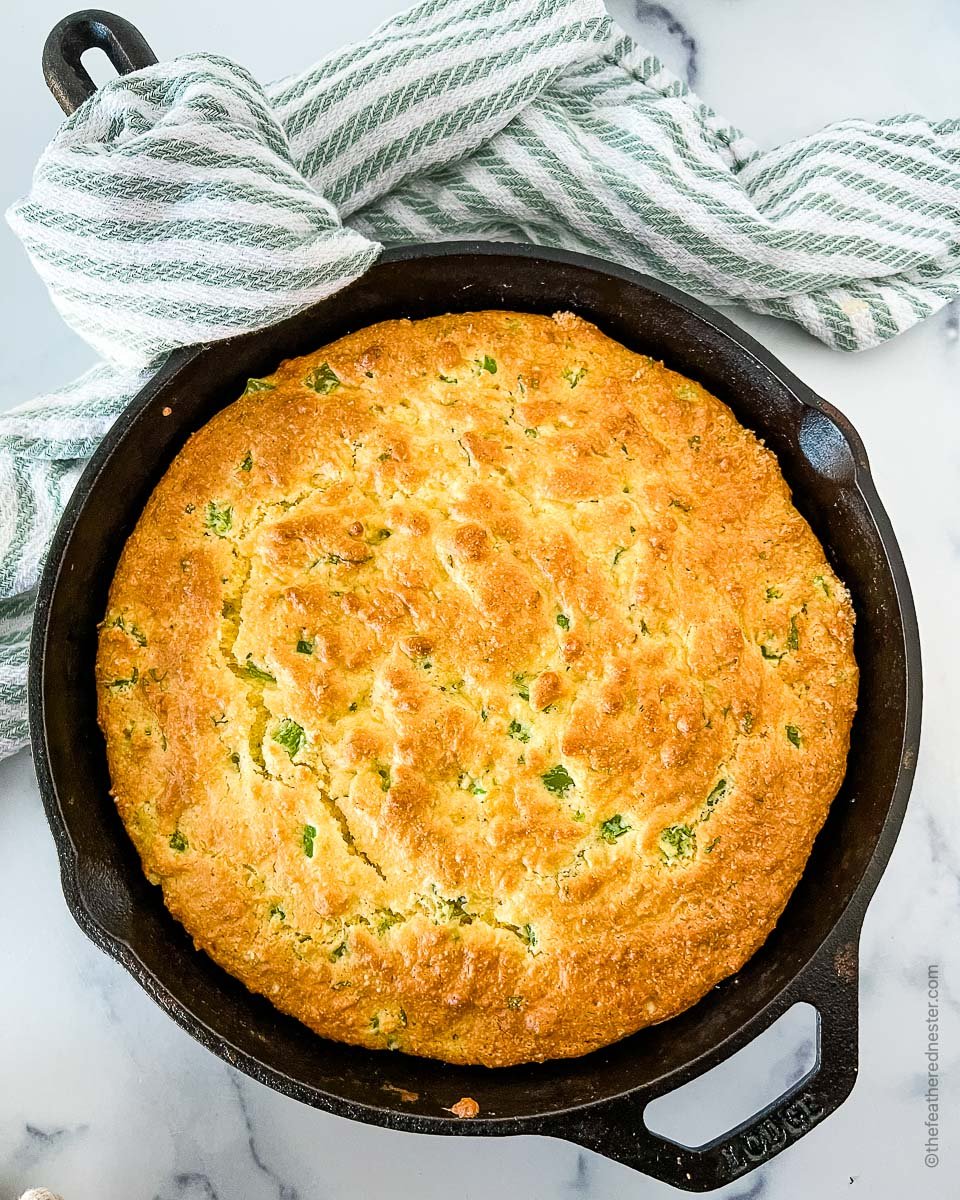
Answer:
[565,1152,592,1193]
[632,1,699,83]
[1,1,958,1198]
[721,1175,768,1200]
[155,1172,220,1200]
[8,1126,89,1177]
[943,298,959,342]
[228,1074,301,1200]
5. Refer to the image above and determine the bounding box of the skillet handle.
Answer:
[557,938,859,1192]
[43,9,158,116]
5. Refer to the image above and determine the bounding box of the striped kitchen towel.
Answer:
[1,0,959,756]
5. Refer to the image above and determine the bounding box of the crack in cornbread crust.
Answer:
[96,311,857,1067]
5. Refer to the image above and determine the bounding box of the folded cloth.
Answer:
[1,0,959,757]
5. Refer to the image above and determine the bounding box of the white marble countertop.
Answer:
[1,1,957,1197]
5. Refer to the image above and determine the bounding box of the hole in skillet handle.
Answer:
[550,938,860,1192]
[42,9,158,116]
[643,1002,819,1148]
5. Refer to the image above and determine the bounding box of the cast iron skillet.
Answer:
[32,12,922,1192]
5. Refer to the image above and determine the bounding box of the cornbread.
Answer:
[96,310,857,1067]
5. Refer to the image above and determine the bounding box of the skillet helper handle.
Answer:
[563,940,859,1192]
[43,9,157,116]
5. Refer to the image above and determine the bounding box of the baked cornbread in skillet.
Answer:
[96,310,857,1067]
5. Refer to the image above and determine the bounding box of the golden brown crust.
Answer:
[96,311,857,1066]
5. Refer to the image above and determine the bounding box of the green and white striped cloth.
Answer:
[2,0,959,756]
